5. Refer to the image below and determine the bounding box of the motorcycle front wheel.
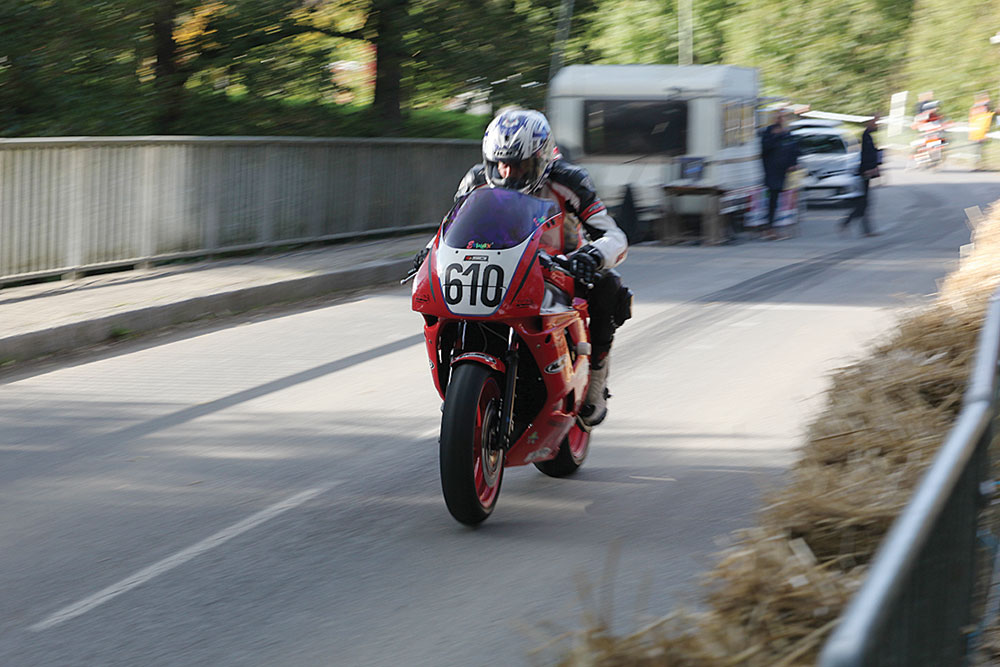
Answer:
[439,364,505,525]
[534,422,590,478]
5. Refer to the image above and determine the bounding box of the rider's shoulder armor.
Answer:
[548,160,602,219]
[549,159,597,195]
[548,159,607,223]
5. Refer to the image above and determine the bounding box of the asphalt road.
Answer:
[0,160,997,666]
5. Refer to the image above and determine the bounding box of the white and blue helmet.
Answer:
[482,108,556,194]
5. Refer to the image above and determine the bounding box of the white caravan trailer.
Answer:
[546,64,762,239]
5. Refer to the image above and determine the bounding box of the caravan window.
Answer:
[723,102,742,147]
[724,100,758,147]
[584,100,688,156]
[741,103,756,142]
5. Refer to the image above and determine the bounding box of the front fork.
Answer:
[451,322,518,451]
[499,327,519,451]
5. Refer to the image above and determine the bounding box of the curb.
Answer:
[0,257,412,366]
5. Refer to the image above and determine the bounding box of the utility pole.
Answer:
[991,31,1000,102]
[548,0,576,84]
[678,0,693,65]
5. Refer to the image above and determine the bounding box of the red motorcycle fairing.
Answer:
[503,308,590,467]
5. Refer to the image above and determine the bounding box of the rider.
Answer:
[414,107,630,427]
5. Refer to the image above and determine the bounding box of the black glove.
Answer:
[412,247,430,272]
[569,245,602,286]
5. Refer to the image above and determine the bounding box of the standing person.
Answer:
[840,114,882,237]
[413,107,631,427]
[759,110,799,240]
[968,92,994,171]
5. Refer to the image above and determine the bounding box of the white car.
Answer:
[790,121,863,206]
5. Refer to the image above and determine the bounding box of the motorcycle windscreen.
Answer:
[437,188,558,317]
[441,188,558,251]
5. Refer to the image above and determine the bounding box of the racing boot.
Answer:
[580,354,610,427]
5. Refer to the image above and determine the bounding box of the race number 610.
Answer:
[444,263,504,307]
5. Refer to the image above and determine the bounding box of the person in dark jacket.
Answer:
[760,110,800,239]
[840,114,881,237]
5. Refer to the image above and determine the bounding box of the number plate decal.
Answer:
[437,236,532,316]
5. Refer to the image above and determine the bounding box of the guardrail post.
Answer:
[262,144,277,244]
[202,144,220,253]
[63,148,85,280]
[138,144,157,269]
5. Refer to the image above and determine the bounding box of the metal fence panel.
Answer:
[0,137,480,283]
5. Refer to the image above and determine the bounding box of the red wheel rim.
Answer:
[567,424,590,464]
[473,378,503,508]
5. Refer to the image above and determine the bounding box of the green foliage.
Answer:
[405,0,564,110]
[722,0,915,114]
[1,0,152,135]
[7,0,1000,139]
[585,0,677,63]
[62,87,488,139]
[573,0,730,65]
[905,0,1000,118]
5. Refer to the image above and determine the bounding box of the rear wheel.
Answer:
[439,364,505,525]
[534,422,590,477]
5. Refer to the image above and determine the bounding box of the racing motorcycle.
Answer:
[911,111,947,169]
[408,187,596,525]
[911,130,945,169]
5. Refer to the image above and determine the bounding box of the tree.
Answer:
[573,0,731,66]
[160,0,371,130]
[370,0,408,125]
[722,0,915,113]
[905,0,1000,117]
[1,1,149,135]
[406,0,569,112]
[153,0,185,133]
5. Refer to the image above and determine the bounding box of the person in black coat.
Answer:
[840,114,881,237]
[760,110,800,239]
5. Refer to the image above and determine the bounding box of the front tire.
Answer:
[534,422,590,477]
[440,364,505,525]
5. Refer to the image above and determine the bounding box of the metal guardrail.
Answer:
[0,136,480,284]
[819,288,1000,666]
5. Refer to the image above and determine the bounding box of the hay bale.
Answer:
[558,202,1000,666]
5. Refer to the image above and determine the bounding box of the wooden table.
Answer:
[659,183,728,245]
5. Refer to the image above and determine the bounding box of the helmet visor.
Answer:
[485,157,540,192]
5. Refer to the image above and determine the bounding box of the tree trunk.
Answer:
[152,0,183,134]
[371,0,408,131]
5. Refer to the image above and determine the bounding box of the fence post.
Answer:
[63,148,85,280]
[137,144,157,268]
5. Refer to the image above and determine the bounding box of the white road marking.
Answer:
[419,427,440,440]
[744,303,881,313]
[30,485,333,632]
[629,476,677,482]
